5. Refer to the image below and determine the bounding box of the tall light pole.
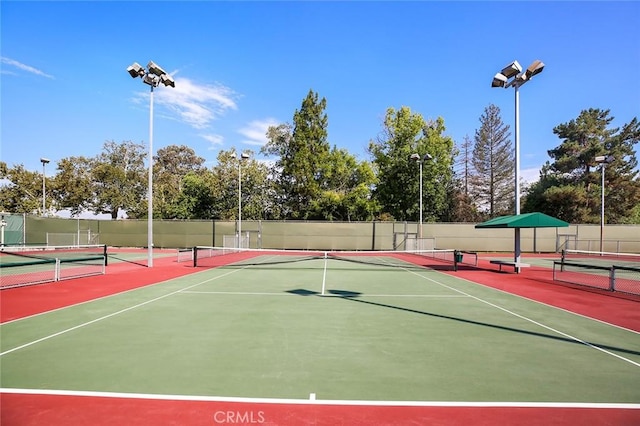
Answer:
[492,59,544,270]
[595,155,614,252]
[127,61,175,267]
[40,158,50,216]
[232,151,250,248]
[409,153,433,240]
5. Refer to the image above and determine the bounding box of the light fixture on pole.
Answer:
[40,158,50,216]
[595,154,614,252]
[231,151,250,248]
[409,152,433,240]
[492,59,544,271]
[127,61,175,267]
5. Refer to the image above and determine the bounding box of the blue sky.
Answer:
[2,1,639,184]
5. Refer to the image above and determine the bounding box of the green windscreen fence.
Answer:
[1,213,25,246]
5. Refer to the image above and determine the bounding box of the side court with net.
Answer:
[1,246,639,425]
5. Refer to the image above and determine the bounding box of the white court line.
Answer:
[0,267,220,326]
[402,267,640,368]
[0,268,244,357]
[1,388,639,409]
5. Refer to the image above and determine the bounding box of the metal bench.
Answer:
[489,260,530,273]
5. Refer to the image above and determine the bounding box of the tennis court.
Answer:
[1,248,639,425]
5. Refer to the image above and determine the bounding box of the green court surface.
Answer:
[2,255,640,404]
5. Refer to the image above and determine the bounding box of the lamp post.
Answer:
[232,152,250,248]
[492,59,544,270]
[595,155,614,252]
[409,153,433,240]
[40,158,50,216]
[127,61,175,267]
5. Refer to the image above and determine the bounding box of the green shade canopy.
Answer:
[475,212,569,229]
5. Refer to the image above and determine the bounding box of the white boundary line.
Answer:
[1,388,638,409]
[0,266,220,326]
[402,268,640,368]
[0,268,243,357]
[454,271,640,335]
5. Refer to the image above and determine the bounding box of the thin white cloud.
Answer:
[1,57,54,79]
[155,77,239,129]
[238,118,280,146]
[201,133,225,149]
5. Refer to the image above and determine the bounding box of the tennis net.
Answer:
[0,244,108,289]
[562,249,640,268]
[555,249,640,296]
[192,246,471,271]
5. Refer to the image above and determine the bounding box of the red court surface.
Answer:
[2,250,639,426]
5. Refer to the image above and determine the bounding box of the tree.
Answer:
[445,134,485,223]
[309,147,378,221]
[174,172,216,219]
[369,106,455,222]
[470,104,513,217]
[455,135,474,197]
[524,109,640,224]
[0,162,44,214]
[262,90,330,219]
[53,156,94,217]
[153,145,206,219]
[91,140,147,219]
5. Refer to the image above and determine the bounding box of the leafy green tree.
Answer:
[470,104,514,217]
[91,140,147,219]
[174,172,216,219]
[0,162,44,214]
[369,106,455,222]
[153,145,206,219]
[524,109,640,223]
[262,90,330,219]
[52,156,94,217]
[309,147,378,221]
[202,149,278,221]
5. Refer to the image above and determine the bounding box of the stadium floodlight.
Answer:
[40,158,50,216]
[595,154,614,251]
[127,62,145,78]
[147,61,168,77]
[126,61,175,267]
[160,74,175,88]
[500,60,522,79]
[143,73,159,87]
[492,59,544,272]
[409,153,433,239]
[525,60,545,79]
[492,73,508,88]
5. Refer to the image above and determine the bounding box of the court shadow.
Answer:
[334,294,640,357]
[328,289,361,298]
[286,289,319,296]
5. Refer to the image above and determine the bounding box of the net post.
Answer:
[103,244,108,267]
[55,258,61,281]
[609,267,615,292]
[453,250,457,271]
[321,251,328,296]
[193,246,198,267]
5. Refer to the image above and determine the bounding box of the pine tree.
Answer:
[470,104,514,217]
